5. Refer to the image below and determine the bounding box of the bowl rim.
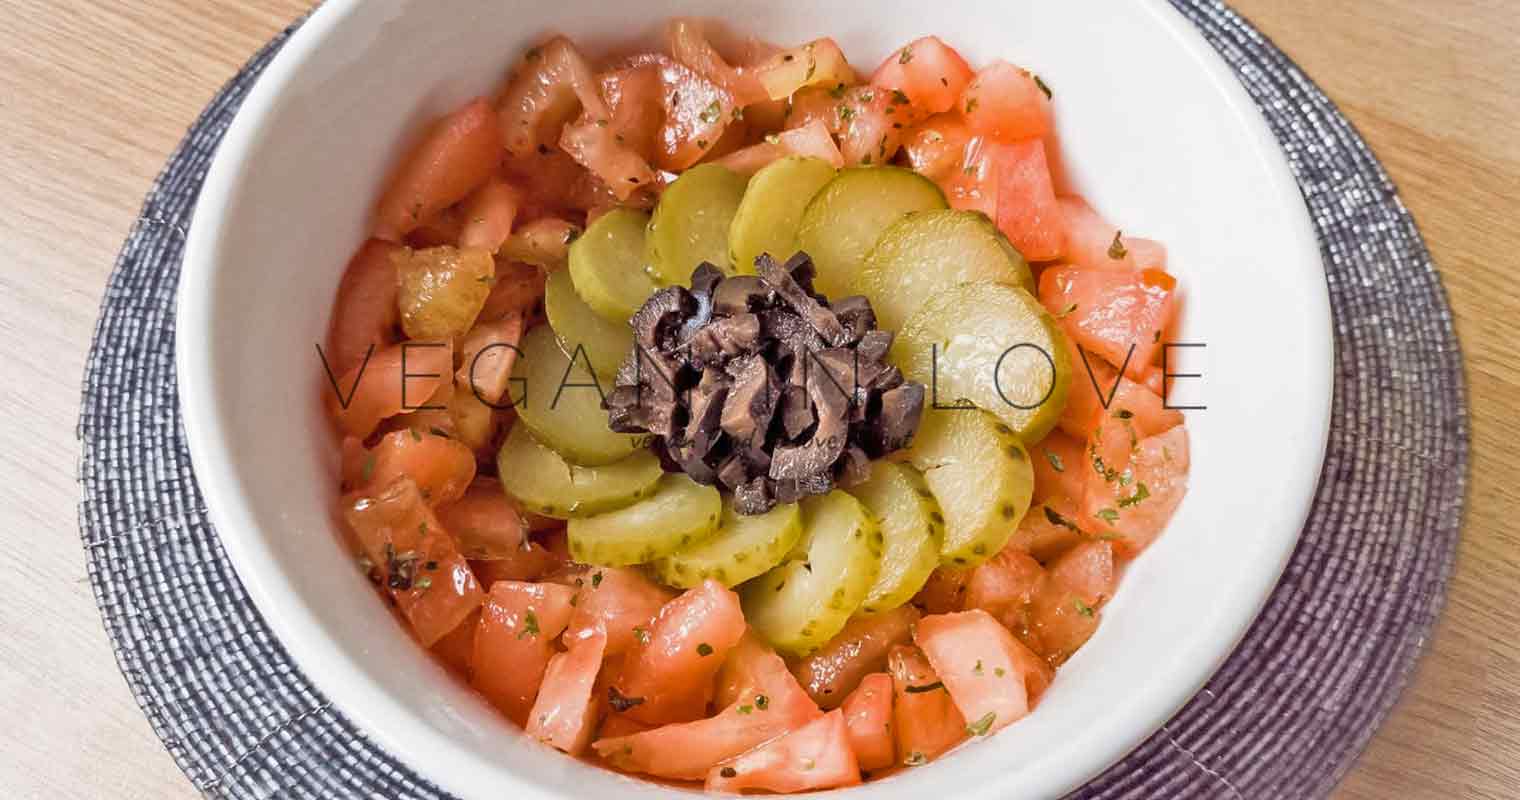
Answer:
[175,0,1334,797]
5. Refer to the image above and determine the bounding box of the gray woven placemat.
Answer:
[76,2,1468,798]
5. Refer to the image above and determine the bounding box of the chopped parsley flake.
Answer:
[517,609,540,639]
[891,89,911,105]
[1046,450,1065,472]
[899,47,914,64]
[412,576,432,591]
[1034,74,1053,99]
[965,97,979,114]
[592,571,604,588]
[700,100,723,124]
[1056,302,1078,318]
[1074,598,1095,617]
[737,704,753,715]
[966,711,996,736]
[1108,231,1128,260]
[410,428,423,442]
[633,626,651,645]
[904,751,928,767]
[1118,482,1152,508]
[904,681,944,694]
[994,667,1007,677]
[829,83,847,99]
[755,694,769,710]
[720,767,738,778]
[360,454,376,484]
[608,686,645,712]
[1096,508,1120,523]
[973,659,984,675]
[697,642,714,657]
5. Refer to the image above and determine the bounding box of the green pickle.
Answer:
[728,156,837,273]
[544,267,632,382]
[907,406,1036,567]
[796,166,947,300]
[653,501,804,588]
[848,461,945,614]
[496,424,663,519]
[645,163,748,282]
[510,325,642,466]
[568,474,723,566]
[568,207,659,322]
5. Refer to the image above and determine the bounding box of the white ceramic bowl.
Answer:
[177,1,1332,797]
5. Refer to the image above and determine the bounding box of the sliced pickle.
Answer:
[740,491,883,656]
[848,461,945,615]
[510,324,641,466]
[894,282,1071,443]
[544,267,633,381]
[496,423,662,519]
[906,406,1035,567]
[653,501,804,589]
[645,163,748,283]
[568,207,659,321]
[795,167,947,300]
[728,156,837,274]
[567,473,723,566]
[856,209,1034,332]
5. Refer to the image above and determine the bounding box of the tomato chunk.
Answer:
[325,340,453,439]
[527,630,607,755]
[327,239,402,378]
[436,478,530,562]
[1083,426,1190,557]
[667,19,768,106]
[913,566,972,614]
[457,179,522,252]
[840,672,895,772]
[615,579,747,724]
[964,547,1044,628]
[1007,497,1086,563]
[1030,429,1087,507]
[870,37,975,116]
[1046,541,1117,607]
[498,37,601,159]
[455,313,525,406]
[915,610,1053,738]
[344,478,485,647]
[705,710,861,793]
[715,118,843,175]
[554,566,676,656]
[431,609,480,676]
[791,604,919,709]
[887,644,965,765]
[959,61,1053,142]
[992,139,1064,261]
[471,581,577,723]
[753,38,856,100]
[374,98,502,241]
[360,429,477,507]
[595,637,820,780]
[901,113,972,183]
[1039,265,1178,378]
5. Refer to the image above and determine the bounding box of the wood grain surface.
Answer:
[0,1,1514,798]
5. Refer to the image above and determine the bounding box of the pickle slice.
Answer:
[906,406,1035,567]
[740,491,883,657]
[728,156,838,274]
[567,473,723,566]
[856,209,1034,332]
[568,207,659,322]
[795,167,947,300]
[652,501,804,589]
[894,282,1071,443]
[511,324,641,466]
[544,267,633,381]
[848,461,945,615]
[646,163,748,283]
[496,423,663,519]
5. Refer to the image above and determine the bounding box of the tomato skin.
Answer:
[840,672,895,772]
[457,179,522,252]
[327,239,402,378]
[704,710,861,793]
[526,630,607,755]
[887,644,965,766]
[1039,265,1178,379]
[992,138,1064,261]
[594,636,820,780]
[915,610,1053,737]
[615,579,747,725]
[344,478,485,647]
[360,429,477,507]
[374,98,502,241]
[470,581,577,724]
[791,604,919,709]
[326,340,454,439]
[870,36,975,116]
[958,61,1053,142]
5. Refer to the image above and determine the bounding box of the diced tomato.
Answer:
[499,37,601,159]
[613,53,734,172]
[359,429,477,506]
[870,37,975,116]
[959,61,1052,142]
[992,139,1064,261]
[1128,237,1169,270]
[325,340,453,439]
[527,630,607,755]
[344,478,485,647]
[1006,497,1086,563]
[457,179,522,252]
[887,644,965,765]
[554,566,676,656]
[596,710,653,741]
[791,604,919,709]
[500,149,597,218]
[1140,365,1166,397]
[667,19,768,106]
[916,610,1053,737]
[431,609,480,677]
[753,38,856,100]
[785,85,839,132]
[406,205,466,248]
[705,710,861,793]
[965,547,1044,629]
[616,579,747,724]
[479,260,546,321]
[715,119,843,175]
[471,580,577,723]
[594,637,819,780]
[326,239,402,378]
[436,478,529,562]
[1083,426,1189,557]
[1046,541,1117,607]
[714,633,810,709]
[1039,265,1178,378]
[469,544,559,586]
[913,566,971,614]
[374,98,502,241]
[445,388,502,454]
[901,113,972,183]
[940,135,999,220]
[1023,577,1101,666]
[598,63,666,164]
[1030,429,1087,506]
[1059,196,1139,271]
[560,114,658,202]
[456,313,525,406]
[836,85,912,166]
[840,673,895,772]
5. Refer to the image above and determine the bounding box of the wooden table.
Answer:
[1,1,1514,797]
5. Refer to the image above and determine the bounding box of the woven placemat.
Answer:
[77,2,1469,798]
